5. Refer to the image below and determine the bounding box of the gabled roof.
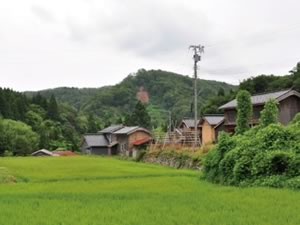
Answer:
[113,126,151,135]
[201,115,224,126]
[180,119,200,128]
[219,89,300,110]
[31,149,54,156]
[99,124,124,134]
[83,134,109,147]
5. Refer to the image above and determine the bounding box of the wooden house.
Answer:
[219,89,300,133]
[199,115,224,145]
[113,126,152,156]
[81,134,117,155]
[81,125,152,156]
[179,119,201,132]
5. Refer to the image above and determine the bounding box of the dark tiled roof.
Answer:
[203,115,224,125]
[84,134,109,147]
[219,89,299,109]
[99,124,124,134]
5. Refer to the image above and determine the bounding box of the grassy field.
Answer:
[0,156,299,225]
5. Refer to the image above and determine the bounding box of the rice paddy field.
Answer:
[0,156,300,225]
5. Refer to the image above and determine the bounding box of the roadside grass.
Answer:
[0,156,299,225]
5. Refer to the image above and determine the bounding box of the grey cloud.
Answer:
[31,5,56,23]
[64,1,214,58]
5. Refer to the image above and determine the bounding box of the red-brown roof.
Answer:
[132,137,152,146]
[53,151,78,156]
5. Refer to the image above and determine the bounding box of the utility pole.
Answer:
[189,45,204,147]
[168,111,172,134]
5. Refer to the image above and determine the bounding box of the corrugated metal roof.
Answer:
[182,119,200,128]
[31,149,53,156]
[219,90,291,109]
[84,134,109,147]
[203,115,224,125]
[99,124,124,134]
[113,126,139,134]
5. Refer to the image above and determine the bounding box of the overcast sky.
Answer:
[0,0,300,91]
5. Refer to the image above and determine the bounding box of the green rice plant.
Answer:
[0,156,299,225]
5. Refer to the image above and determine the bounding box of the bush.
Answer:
[256,124,292,151]
[268,151,294,175]
[285,176,300,189]
[202,120,300,189]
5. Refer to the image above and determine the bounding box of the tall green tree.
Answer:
[259,99,278,127]
[87,113,98,133]
[47,95,60,121]
[235,90,252,135]
[125,101,151,129]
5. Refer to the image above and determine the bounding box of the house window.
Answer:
[227,110,236,123]
[253,108,261,120]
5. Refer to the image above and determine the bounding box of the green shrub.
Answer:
[285,176,300,189]
[259,99,278,127]
[268,151,294,175]
[251,152,271,177]
[233,155,253,182]
[256,124,292,151]
[203,120,300,189]
[219,148,240,185]
[252,175,288,188]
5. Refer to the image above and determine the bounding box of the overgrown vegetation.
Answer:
[235,90,252,134]
[203,99,300,189]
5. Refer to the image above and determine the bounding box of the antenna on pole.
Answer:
[189,45,204,148]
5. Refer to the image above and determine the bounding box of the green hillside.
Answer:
[26,69,236,125]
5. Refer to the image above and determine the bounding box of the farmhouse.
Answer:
[178,118,201,132]
[219,89,300,133]
[81,125,152,156]
[199,115,224,145]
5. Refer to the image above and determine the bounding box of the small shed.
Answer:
[200,115,224,145]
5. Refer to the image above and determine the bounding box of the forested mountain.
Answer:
[202,62,300,114]
[2,64,300,154]
[26,87,99,110]
[26,69,236,127]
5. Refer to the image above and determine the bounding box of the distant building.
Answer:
[31,149,57,157]
[178,118,201,132]
[81,125,152,156]
[199,115,224,145]
[219,89,300,133]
